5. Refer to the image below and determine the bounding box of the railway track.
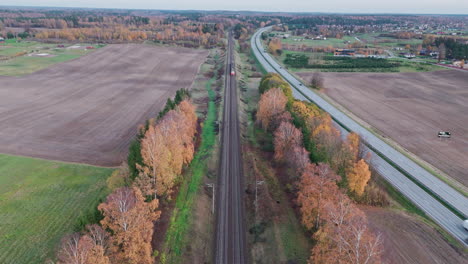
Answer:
[214,32,247,263]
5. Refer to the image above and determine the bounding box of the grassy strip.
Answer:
[248,38,267,75]
[238,40,310,263]
[161,68,218,263]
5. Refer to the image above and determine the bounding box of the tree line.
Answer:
[53,89,198,264]
[256,73,385,263]
[433,37,468,60]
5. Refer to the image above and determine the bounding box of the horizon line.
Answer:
[0,5,467,16]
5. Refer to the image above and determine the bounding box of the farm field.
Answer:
[0,44,208,166]
[276,33,357,48]
[0,39,103,76]
[0,154,113,264]
[362,207,468,264]
[272,31,423,49]
[296,70,468,187]
[276,50,444,73]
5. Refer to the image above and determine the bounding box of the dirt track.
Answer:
[297,70,468,187]
[0,44,208,166]
[362,207,467,264]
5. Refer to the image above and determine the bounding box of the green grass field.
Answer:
[271,31,355,48]
[161,53,219,263]
[0,154,112,264]
[0,39,103,76]
[271,31,423,50]
[275,50,444,73]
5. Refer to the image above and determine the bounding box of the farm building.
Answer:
[334,49,356,56]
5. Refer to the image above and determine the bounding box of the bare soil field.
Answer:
[362,207,468,264]
[297,70,468,187]
[0,44,208,166]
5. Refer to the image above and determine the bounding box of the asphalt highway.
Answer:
[215,32,247,263]
[251,26,468,246]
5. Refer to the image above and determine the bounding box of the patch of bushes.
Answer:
[249,222,268,243]
[354,182,390,207]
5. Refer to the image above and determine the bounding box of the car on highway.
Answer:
[464,220,468,231]
[438,131,451,138]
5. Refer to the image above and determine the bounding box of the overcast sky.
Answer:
[2,0,467,14]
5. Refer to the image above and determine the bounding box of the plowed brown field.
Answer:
[0,44,208,166]
[297,70,468,187]
[362,207,467,264]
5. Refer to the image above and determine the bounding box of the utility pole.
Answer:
[253,158,264,218]
[206,183,215,214]
[255,180,264,216]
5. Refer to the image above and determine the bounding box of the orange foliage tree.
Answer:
[256,88,288,131]
[287,146,310,174]
[346,132,360,162]
[273,121,303,162]
[268,38,282,55]
[137,99,197,198]
[297,163,341,230]
[348,159,372,197]
[311,192,382,264]
[98,187,160,264]
[311,113,342,167]
[57,232,110,264]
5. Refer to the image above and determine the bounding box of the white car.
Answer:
[464,220,468,231]
[438,131,451,138]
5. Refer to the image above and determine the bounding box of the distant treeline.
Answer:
[434,37,468,60]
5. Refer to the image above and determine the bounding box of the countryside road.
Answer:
[252,27,468,246]
[215,32,247,263]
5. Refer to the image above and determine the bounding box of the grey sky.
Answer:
[2,0,467,14]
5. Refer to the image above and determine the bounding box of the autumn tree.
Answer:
[268,38,282,55]
[287,146,310,174]
[297,163,341,230]
[438,43,446,62]
[174,100,198,163]
[98,187,160,264]
[57,233,89,264]
[136,125,169,198]
[258,73,293,100]
[311,192,382,264]
[57,233,110,264]
[310,72,324,89]
[256,88,288,131]
[273,121,303,162]
[347,159,372,197]
[136,99,197,198]
[311,114,342,167]
[346,133,360,162]
[336,132,361,174]
[290,101,321,121]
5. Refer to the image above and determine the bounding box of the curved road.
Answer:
[252,27,468,246]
